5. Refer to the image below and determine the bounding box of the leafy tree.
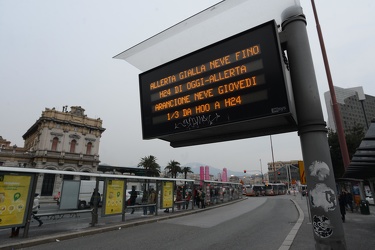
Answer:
[164,160,182,179]
[328,123,365,178]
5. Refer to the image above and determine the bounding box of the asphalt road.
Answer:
[23,196,298,250]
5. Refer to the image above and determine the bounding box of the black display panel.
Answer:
[139,20,296,146]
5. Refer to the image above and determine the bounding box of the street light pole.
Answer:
[259,159,264,183]
[270,135,276,183]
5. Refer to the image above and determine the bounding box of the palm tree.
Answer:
[138,155,161,190]
[181,166,193,198]
[181,166,193,179]
[164,160,182,179]
[138,155,161,177]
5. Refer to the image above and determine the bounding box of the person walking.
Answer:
[338,191,347,222]
[32,193,43,227]
[346,191,354,213]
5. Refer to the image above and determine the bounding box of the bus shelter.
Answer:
[0,167,194,237]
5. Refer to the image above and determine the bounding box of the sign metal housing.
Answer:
[139,20,297,147]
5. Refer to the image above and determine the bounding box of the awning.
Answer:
[343,119,375,180]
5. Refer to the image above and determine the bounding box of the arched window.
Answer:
[86,142,92,155]
[51,137,59,151]
[70,139,76,153]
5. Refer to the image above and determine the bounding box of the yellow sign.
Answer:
[0,174,32,228]
[298,161,306,185]
[162,181,173,208]
[104,179,124,216]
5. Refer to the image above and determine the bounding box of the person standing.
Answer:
[199,188,206,209]
[90,188,101,208]
[148,188,156,215]
[141,190,149,215]
[185,191,192,209]
[338,191,347,222]
[10,227,20,238]
[32,193,43,227]
[176,188,182,210]
[195,188,201,208]
[129,186,137,214]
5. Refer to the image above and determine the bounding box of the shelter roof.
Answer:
[343,119,375,180]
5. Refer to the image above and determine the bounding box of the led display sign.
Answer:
[139,20,297,147]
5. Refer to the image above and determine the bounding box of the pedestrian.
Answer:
[199,188,206,209]
[338,191,347,222]
[129,186,137,214]
[141,190,149,215]
[176,188,182,210]
[185,191,192,209]
[90,188,101,208]
[32,193,43,227]
[346,192,354,213]
[148,188,156,215]
[195,188,200,208]
[10,227,20,238]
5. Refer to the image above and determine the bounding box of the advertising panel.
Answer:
[103,179,124,216]
[59,180,80,210]
[161,181,173,209]
[0,173,33,228]
[298,161,306,185]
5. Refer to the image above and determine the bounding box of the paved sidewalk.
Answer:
[1,197,373,250]
[289,195,375,250]
[0,200,240,250]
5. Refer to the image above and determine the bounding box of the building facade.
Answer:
[0,106,105,198]
[267,160,301,185]
[324,86,375,132]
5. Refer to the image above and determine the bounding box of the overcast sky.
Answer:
[1,0,374,174]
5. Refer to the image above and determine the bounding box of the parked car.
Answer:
[366,196,374,205]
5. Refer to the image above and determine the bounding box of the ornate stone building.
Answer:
[0,106,105,197]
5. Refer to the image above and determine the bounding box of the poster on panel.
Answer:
[103,179,124,216]
[0,173,34,228]
[161,181,174,209]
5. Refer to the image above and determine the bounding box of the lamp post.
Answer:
[259,159,264,183]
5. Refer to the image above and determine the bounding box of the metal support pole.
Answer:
[125,179,128,222]
[155,180,159,216]
[23,174,38,238]
[281,6,346,249]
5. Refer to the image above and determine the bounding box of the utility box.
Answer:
[360,200,370,215]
